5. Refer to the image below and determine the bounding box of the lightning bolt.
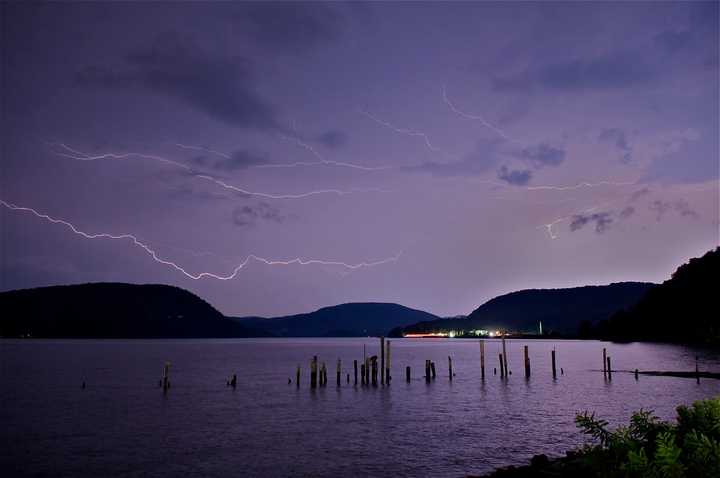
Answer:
[0,198,403,280]
[51,144,391,200]
[442,85,517,143]
[176,139,391,172]
[272,131,392,171]
[538,201,617,240]
[524,180,637,192]
[358,109,456,157]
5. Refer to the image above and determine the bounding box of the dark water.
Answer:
[1,338,718,477]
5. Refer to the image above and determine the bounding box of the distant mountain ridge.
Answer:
[232,302,440,337]
[0,283,260,338]
[391,282,656,337]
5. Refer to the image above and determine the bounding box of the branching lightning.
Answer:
[525,180,637,192]
[0,199,402,279]
[52,144,391,199]
[358,109,456,157]
[442,85,517,143]
[272,131,392,171]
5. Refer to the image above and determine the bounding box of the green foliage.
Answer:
[574,397,720,477]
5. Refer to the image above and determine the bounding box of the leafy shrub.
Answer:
[575,397,720,477]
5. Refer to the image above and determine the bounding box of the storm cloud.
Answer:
[76,32,280,129]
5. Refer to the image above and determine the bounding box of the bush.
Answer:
[575,397,720,477]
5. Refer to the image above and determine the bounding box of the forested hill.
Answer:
[588,248,719,345]
[391,282,655,337]
[0,283,261,338]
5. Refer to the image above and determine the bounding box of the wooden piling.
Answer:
[524,345,530,378]
[296,365,300,388]
[603,348,607,376]
[347,373,350,383]
[502,337,508,374]
[380,337,385,385]
[311,356,318,388]
[386,340,391,383]
[448,356,453,381]
[353,359,358,385]
[479,340,485,380]
[162,361,170,392]
[360,363,366,385]
[499,353,504,378]
[230,373,237,389]
[336,359,341,387]
[425,360,431,383]
[634,368,639,380]
[551,349,557,379]
[430,361,436,379]
[606,356,612,381]
[406,365,411,382]
[371,357,378,386]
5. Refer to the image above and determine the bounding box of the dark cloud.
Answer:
[569,212,613,234]
[192,150,268,171]
[599,128,633,163]
[316,130,348,149]
[232,203,287,227]
[630,188,651,202]
[514,143,565,168]
[619,206,635,219]
[497,165,532,186]
[647,199,698,221]
[237,2,343,53]
[76,32,279,129]
[673,199,699,218]
[493,52,654,92]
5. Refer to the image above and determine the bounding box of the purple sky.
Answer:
[1,2,718,317]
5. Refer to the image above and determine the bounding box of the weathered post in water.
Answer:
[353,359,358,385]
[380,337,386,385]
[386,340,391,383]
[371,357,378,386]
[311,356,318,388]
[524,345,530,378]
[499,353,504,378]
[480,340,486,380]
[430,361,436,380]
[406,366,411,382]
[425,360,431,383]
[551,349,557,379]
[162,362,170,392]
[634,369,639,381]
[448,356,453,381]
[360,363,366,385]
[606,356,612,381]
[603,348,607,377]
[502,337,508,374]
[336,359,341,387]
[296,365,300,388]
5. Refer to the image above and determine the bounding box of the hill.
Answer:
[391,282,655,337]
[233,302,440,337]
[0,283,261,338]
[591,247,719,344]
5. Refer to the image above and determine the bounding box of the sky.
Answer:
[1,1,718,318]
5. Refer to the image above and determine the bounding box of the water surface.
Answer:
[1,338,718,477]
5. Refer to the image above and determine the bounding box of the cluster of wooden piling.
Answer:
[154,340,711,394]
